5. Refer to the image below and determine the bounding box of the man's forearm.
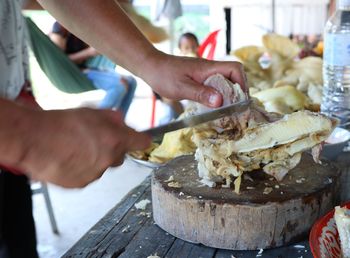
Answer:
[22,0,43,10]
[37,0,160,78]
[0,99,33,170]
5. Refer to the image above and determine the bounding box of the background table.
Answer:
[63,177,312,258]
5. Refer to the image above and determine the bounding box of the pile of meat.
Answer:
[190,74,336,193]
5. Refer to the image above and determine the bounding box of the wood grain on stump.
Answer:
[152,153,339,250]
[335,152,350,203]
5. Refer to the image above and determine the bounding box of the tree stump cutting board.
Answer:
[151,153,339,250]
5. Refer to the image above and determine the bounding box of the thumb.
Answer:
[125,128,152,152]
[102,110,125,125]
[180,78,223,108]
[103,110,151,151]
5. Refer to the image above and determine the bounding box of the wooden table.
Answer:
[63,177,312,258]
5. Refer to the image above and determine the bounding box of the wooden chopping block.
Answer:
[152,153,339,250]
[334,152,350,203]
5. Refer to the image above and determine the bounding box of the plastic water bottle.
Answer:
[321,0,350,129]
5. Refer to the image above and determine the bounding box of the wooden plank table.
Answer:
[63,176,312,258]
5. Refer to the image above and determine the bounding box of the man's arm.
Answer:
[37,0,247,107]
[0,99,32,169]
[0,98,150,188]
[48,33,67,51]
[37,0,159,78]
[22,0,42,10]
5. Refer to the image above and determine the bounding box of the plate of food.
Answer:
[233,34,323,113]
[309,202,350,258]
[127,124,196,169]
[126,154,165,169]
[127,142,165,169]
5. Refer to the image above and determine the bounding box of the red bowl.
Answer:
[309,202,350,258]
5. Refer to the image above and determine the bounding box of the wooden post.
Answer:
[272,0,276,33]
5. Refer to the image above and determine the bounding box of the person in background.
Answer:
[0,0,247,257]
[178,32,200,57]
[50,22,137,115]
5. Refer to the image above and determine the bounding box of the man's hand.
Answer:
[141,53,247,108]
[24,108,150,188]
[0,101,150,188]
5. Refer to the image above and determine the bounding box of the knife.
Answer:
[142,99,251,142]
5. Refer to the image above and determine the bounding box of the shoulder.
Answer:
[51,21,69,38]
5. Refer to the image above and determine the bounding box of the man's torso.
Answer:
[0,0,28,100]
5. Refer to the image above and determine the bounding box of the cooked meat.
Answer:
[191,74,336,192]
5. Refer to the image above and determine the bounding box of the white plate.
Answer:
[322,127,350,160]
[325,127,350,144]
[126,154,165,169]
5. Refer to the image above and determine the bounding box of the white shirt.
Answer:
[0,0,28,100]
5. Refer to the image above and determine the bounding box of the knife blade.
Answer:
[142,99,251,142]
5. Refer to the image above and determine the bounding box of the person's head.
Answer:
[178,32,199,57]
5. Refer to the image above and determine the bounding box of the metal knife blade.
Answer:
[142,99,251,141]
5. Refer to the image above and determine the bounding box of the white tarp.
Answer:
[155,0,182,20]
[274,0,329,35]
[209,0,330,54]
